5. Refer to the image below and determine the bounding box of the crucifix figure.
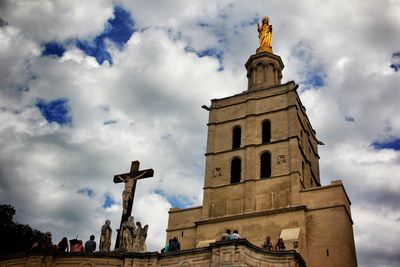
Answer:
[113,160,154,249]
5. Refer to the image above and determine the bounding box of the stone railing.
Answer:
[0,239,306,267]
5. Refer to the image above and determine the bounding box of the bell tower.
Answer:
[166,17,357,267]
[246,52,284,90]
[201,53,321,221]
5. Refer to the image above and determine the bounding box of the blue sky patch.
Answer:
[390,51,400,72]
[293,42,313,63]
[36,98,72,125]
[104,6,135,49]
[155,189,193,209]
[293,41,326,90]
[304,72,325,87]
[77,39,113,65]
[102,193,117,208]
[391,64,400,72]
[196,48,224,71]
[371,137,400,151]
[76,6,134,65]
[42,42,65,57]
[77,187,95,198]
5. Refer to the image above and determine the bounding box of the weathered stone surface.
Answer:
[0,239,306,267]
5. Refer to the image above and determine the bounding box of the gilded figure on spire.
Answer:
[257,16,272,53]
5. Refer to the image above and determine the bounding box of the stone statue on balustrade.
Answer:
[118,216,149,252]
[132,221,149,252]
[120,216,135,250]
[99,220,112,252]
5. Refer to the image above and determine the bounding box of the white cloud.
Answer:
[0,1,400,266]
[0,0,114,42]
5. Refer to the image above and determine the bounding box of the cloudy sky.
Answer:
[0,0,399,266]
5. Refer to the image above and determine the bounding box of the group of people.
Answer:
[262,236,286,251]
[161,237,181,253]
[220,229,241,241]
[31,233,98,253]
[32,231,287,254]
[219,230,286,252]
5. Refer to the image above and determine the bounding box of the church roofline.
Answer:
[301,180,352,206]
[168,205,202,213]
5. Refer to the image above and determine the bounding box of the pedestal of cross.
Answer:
[113,160,154,249]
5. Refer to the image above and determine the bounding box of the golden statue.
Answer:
[256,16,272,53]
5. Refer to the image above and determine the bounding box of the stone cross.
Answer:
[113,160,154,249]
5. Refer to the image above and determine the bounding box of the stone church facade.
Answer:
[166,50,358,267]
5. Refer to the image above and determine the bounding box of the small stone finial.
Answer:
[256,16,273,53]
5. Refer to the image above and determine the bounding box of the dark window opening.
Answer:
[262,120,271,143]
[260,152,271,178]
[232,126,241,149]
[230,158,241,183]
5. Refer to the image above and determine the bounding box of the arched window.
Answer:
[262,120,271,143]
[230,158,241,183]
[260,152,271,178]
[232,126,241,149]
